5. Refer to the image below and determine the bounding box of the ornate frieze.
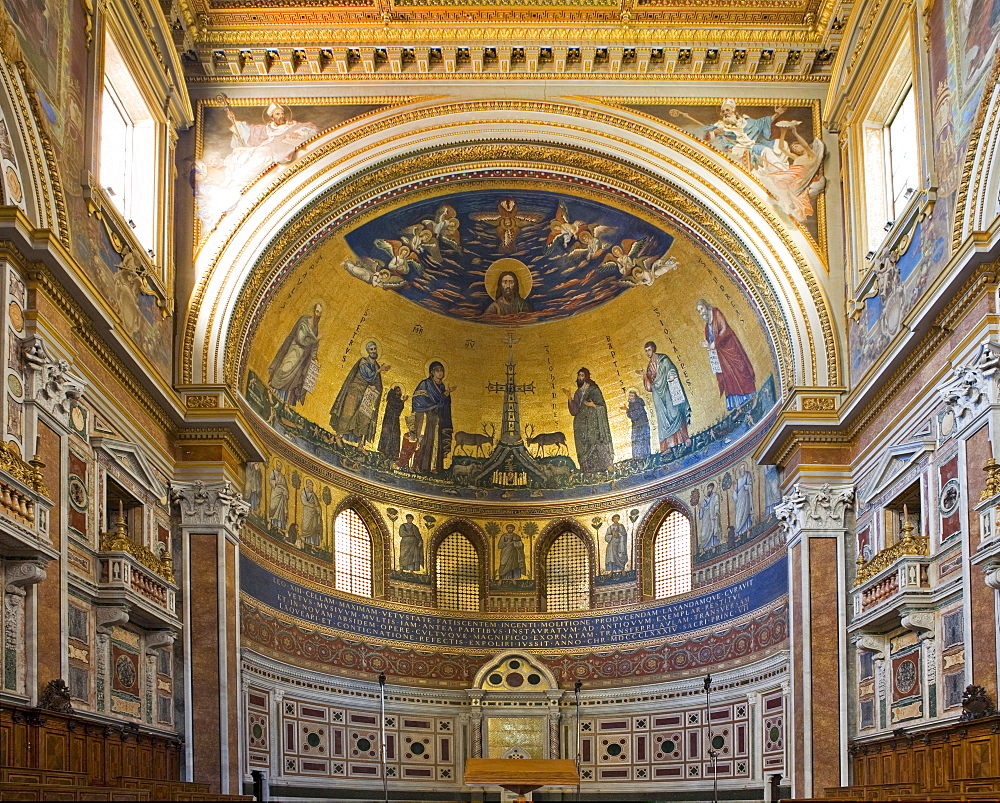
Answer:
[171,480,250,533]
[776,483,854,533]
[936,341,1000,427]
[21,336,87,425]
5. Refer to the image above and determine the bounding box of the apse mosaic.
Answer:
[243,183,780,504]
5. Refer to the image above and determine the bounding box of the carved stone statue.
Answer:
[38,678,73,713]
[960,684,998,721]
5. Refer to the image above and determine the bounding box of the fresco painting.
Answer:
[625,99,826,243]
[850,0,1000,377]
[244,186,779,506]
[194,101,391,236]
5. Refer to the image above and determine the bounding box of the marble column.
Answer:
[171,480,249,794]
[776,483,854,798]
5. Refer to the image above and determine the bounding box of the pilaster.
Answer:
[776,483,854,798]
[172,479,249,794]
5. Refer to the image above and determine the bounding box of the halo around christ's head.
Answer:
[484,258,533,300]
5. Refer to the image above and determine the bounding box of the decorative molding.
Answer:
[145,629,177,655]
[3,558,46,597]
[852,632,888,659]
[171,480,250,532]
[96,605,130,635]
[776,483,854,532]
[936,341,1000,424]
[900,608,935,636]
[22,336,87,424]
[983,561,1000,590]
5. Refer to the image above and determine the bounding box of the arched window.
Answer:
[436,533,480,611]
[653,510,692,598]
[546,533,589,612]
[333,509,372,597]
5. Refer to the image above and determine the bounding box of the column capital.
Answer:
[171,480,249,533]
[936,340,1000,426]
[22,335,87,426]
[983,560,1000,589]
[4,558,47,597]
[776,483,854,533]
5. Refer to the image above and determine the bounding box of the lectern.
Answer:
[463,758,579,803]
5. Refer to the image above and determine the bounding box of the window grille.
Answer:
[333,509,372,597]
[653,511,692,598]
[436,533,479,611]
[546,533,589,612]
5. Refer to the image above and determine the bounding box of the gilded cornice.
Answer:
[954,47,1000,250]
[185,100,836,392]
[189,69,831,83]
[0,7,70,248]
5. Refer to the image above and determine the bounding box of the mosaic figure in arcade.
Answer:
[605,513,629,572]
[411,361,455,474]
[268,303,322,406]
[329,340,391,446]
[697,299,757,410]
[377,385,408,462]
[299,479,323,548]
[398,513,423,572]
[699,482,722,551]
[268,459,289,533]
[638,341,691,451]
[564,367,615,473]
[733,464,755,538]
[498,524,527,580]
[623,389,651,459]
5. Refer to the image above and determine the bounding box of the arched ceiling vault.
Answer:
[183,99,839,396]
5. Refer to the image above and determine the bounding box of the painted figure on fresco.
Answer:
[397,415,420,470]
[412,362,455,474]
[498,524,527,580]
[300,479,323,547]
[696,299,757,410]
[196,102,319,231]
[755,122,826,223]
[605,514,629,572]
[672,100,786,170]
[398,513,423,572]
[268,304,322,406]
[563,368,614,473]
[267,460,289,532]
[329,340,391,446]
[733,464,754,537]
[245,462,263,511]
[623,390,651,459]
[377,385,408,462]
[638,341,691,451]
[699,482,722,551]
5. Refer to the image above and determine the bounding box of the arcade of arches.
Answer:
[0,0,999,801]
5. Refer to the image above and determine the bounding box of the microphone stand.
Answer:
[704,674,719,803]
[379,673,388,803]
[575,681,582,803]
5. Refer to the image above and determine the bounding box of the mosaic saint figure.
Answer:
[623,389,651,459]
[398,513,423,572]
[267,460,289,532]
[639,341,690,451]
[268,304,321,406]
[299,479,322,547]
[699,482,722,552]
[396,415,420,470]
[329,340,390,446]
[483,270,533,316]
[563,368,614,473]
[605,514,629,572]
[733,464,754,537]
[498,524,526,580]
[696,299,756,410]
[245,462,263,511]
[412,361,455,474]
[377,385,407,462]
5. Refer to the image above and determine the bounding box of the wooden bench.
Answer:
[0,769,90,787]
[116,778,253,802]
[0,784,150,801]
